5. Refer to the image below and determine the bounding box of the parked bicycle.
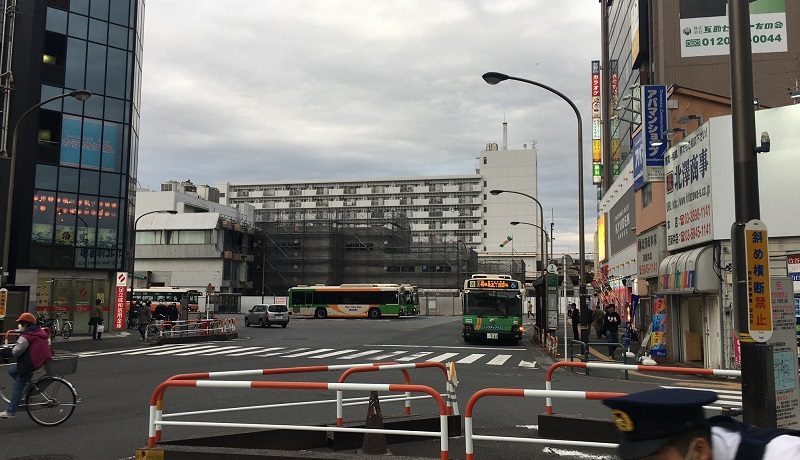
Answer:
[36,313,73,340]
[0,351,80,426]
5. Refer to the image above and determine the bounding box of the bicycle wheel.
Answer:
[26,376,77,426]
[61,322,73,339]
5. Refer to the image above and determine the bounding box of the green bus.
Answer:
[287,284,419,319]
[461,274,525,344]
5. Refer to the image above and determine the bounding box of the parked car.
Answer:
[244,304,290,328]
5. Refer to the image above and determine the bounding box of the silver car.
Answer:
[244,304,290,328]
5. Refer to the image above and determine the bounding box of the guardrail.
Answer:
[544,333,559,358]
[146,318,237,344]
[3,329,20,346]
[336,361,455,425]
[147,379,451,459]
[544,361,741,415]
[464,388,624,459]
[153,362,454,441]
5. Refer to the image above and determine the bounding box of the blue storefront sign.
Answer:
[642,85,668,181]
[632,131,645,191]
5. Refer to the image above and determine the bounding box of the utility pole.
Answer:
[729,0,775,427]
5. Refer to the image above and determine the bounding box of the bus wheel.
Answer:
[314,308,327,319]
[368,308,381,319]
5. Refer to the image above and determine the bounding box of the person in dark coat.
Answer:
[603,304,622,358]
[568,303,580,340]
[89,299,104,340]
[154,303,168,321]
[167,303,179,322]
[579,302,593,344]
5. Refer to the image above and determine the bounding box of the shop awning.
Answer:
[657,245,718,294]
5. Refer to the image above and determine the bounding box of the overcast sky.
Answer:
[137,1,602,255]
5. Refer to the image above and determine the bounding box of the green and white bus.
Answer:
[288,284,419,319]
[461,274,525,344]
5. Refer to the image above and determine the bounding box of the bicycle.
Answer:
[36,313,73,340]
[0,351,80,426]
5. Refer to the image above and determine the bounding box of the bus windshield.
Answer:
[464,291,522,317]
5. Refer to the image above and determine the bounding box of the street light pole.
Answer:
[132,210,177,286]
[509,221,550,269]
[490,189,546,273]
[484,73,587,314]
[2,90,92,286]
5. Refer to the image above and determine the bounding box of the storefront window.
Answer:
[32,190,56,244]
[96,197,119,247]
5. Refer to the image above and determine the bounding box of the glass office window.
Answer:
[40,85,64,111]
[68,13,88,39]
[99,172,120,196]
[104,97,124,123]
[35,164,58,190]
[96,197,119,247]
[46,8,68,34]
[55,193,77,246]
[108,24,127,49]
[109,0,129,26]
[64,38,86,89]
[76,196,98,247]
[57,167,79,192]
[102,121,123,171]
[70,0,89,15]
[88,19,108,44]
[32,191,57,244]
[60,115,81,166]
[86,43,106,95]
[90,0,109,21]
[80,118,103,169]
[105,47,126,98]
[83,93,104,119]
[79,169,99,194]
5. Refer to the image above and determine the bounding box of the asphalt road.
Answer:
[0,315,741,459]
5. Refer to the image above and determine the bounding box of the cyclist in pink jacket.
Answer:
[1,312,52,419]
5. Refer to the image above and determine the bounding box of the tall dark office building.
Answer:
[0,0,144,328]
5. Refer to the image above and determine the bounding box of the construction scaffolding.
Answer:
[251,210,518,295]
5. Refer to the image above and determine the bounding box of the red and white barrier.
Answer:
[464,388,624,459]
[543,361,741,415]
[335,361,455,426]
[147,379,451,459]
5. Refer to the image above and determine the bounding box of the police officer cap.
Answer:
[602,388,717,459]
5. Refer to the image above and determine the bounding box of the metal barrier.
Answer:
[464,388,624,459]
[544,333,559,358]
[336,361,455,426]
[146,318,236,344]
[3,330,20,346]
[544,361,741,415]
[156,362,453,438]
[532,325,544,344]
[147,379,451,459]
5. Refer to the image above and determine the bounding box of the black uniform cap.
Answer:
[602,388,718,459]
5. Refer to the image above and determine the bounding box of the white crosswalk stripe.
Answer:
[427,352,459,362]
[336,350,384,360]
[309,349,359,359]
[661,386,742,410]
[486,355,512,366]
[75,344,534,367]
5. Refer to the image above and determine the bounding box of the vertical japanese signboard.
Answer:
[769,276,800,428]
[0,288,7,318]
[632,132,645,191]
[664,123,713,251]
[642,85,667,182]
[679,0,788,58]
[610,60,621,178]
[114,272,127,331]
[745,220,772,342]
[591,60,602,185]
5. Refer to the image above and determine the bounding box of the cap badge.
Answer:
[612,410,635,432]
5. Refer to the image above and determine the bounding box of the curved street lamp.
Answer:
[510,221,550,269]
[2,90,92,285]
[132,210,178,284]
[490,189,546,273]
[483,72,587,312]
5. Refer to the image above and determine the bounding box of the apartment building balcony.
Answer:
[301,202,316,208]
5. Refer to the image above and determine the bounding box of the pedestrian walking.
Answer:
[154,303,168,321]
[602,388,800,459]
[603,304,621,358]
[579,302,593,344]
[526,300,534,319]
[592,304,605,339]
[138,303,151,341]
[568,303,580,340]
[89,299,104,341]
[127,303,138,329]
[167,303,179,322]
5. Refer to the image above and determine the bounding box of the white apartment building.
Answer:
[216,123,542,277]
[134,181,256,292]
